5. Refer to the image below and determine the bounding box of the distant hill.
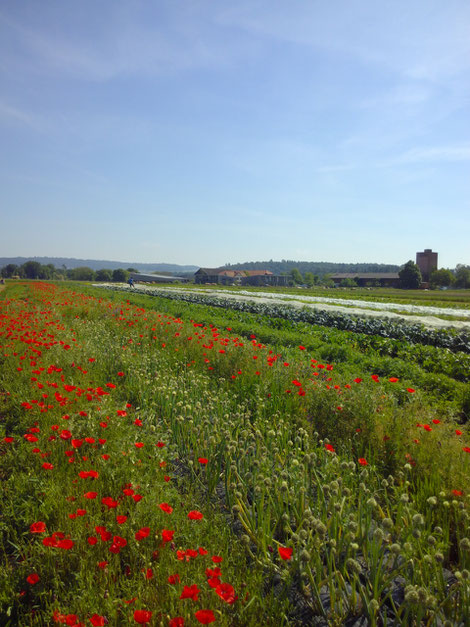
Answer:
[0,257,199,274]
[223,260,401,276]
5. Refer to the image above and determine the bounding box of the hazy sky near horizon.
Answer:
[0,0,469,268]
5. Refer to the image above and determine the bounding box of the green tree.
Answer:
[430,268,455,289]
[112,268,129,282]
[321,277,335,288]
[21,260,42,279]
[304,272,317,287]
[71,267,96,281]
[290,268,303,284]
[455,265,470,289]
[399,260,422,289]
[1,264,19,278]
[96,269,113,282]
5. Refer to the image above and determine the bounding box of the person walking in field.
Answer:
[128,277,134,288]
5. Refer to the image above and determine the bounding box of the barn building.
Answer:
[194,268,288,286]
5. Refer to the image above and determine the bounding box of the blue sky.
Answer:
[0,0,469,268]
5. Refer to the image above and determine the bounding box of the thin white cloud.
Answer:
[0,4,258,81]
[0,100,40,129]
[315,143,470,174]
[220,0,470,81]
[359,84,433,110]
[394,145,470,164]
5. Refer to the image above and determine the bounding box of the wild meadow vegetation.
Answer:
[1,281,469,626]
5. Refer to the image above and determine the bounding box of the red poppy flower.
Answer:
[117,372,125,377]
[90,615,106,626]
[463,447,470,453]
[407,388,415,393]
[42,462,54,470]
[96,526,111,541]
[84,492,98,499]
[452,490,463,496]
[135,527,150,541]
[161,529,175,543]
[56,538,74,550]
[168,573,180,585]
[26,573,40,585]
[159,503,173,514]
[211,555,222,563]
[116,515,128,524]
[324,444,335,453]
[278,546,293,561]
[216,582,238,604]
[133,609,152,624]
[358,458,368,466]
[30,521,46,533]
[187,510,203,520]
[354,378,362,383]
[113,535,127,547]
[388,377,399,383]
[195,610,215,624]
[101,496,118,509]
[169,618,184,627]
[198,457,208,465]
[180,584,199,601]
[455,430,463,436]
[79,470,99,479]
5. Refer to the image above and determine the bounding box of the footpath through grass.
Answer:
[1,281,469,626]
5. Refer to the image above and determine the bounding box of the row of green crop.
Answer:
[100,285,470,352]
[90,285,470,421]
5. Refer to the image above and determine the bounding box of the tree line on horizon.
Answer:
[1,259,470,289]
[223,260,401,275]
[0,261,134,283]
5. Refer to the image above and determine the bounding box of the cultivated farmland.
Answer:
[1,281,469,626]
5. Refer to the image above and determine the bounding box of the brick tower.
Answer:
[416,249,438,282]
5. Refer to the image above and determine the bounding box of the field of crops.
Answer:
[1,281,469,626]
